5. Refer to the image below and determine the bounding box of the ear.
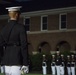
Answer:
[15,13,18,17]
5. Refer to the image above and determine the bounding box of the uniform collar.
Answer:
[9,20,17,22]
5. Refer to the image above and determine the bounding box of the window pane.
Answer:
[43,17,47,23]
[25,18,30,31]
[25,19,30,24]
[43,24,47,30]
[61,22,66,28]
[42,16,47,30]
[61,15,66,21]
[60,14,67,29]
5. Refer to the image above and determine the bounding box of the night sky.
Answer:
[0,0,76,15]
[16,0,31,2]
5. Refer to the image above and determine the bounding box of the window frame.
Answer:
[41,15,48,31]
[59,13,67,30]
[24,17,30,31]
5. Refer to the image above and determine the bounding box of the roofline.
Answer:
[22,6,76,17]
[0,6,76,19]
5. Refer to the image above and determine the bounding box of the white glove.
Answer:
[21,66,28,74]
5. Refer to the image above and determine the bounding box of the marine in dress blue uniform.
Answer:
[60,54,65,75]
[42,55,47,75]
[51,54,56,75]
[70,55,75,75]
[55,50,61,75]
[66,55,71,75]
[0,6,28,75]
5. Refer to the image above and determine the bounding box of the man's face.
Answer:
[8,11,20,20]
[53,56,55,58]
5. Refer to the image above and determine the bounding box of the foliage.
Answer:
[29,53,43,71]
[29,53,51,73]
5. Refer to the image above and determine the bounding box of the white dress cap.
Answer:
[71,55,74,56]
[67,55,70,57]
[61,54,63,56]
[43,55,45,57]
[6,6,22,11]
[52,54,55,56]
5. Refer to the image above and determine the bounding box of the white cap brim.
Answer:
[6,6,22,11]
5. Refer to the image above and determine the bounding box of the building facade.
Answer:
[0,3,76,54]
